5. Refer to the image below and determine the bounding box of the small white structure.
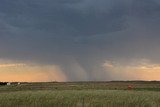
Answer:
[7,82,11,86]
[18,82,21,85]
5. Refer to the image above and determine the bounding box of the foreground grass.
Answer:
[0,90,160,107]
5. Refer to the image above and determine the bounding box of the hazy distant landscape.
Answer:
[0,81,160,107]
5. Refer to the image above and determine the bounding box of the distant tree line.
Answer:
[0,82,7,85]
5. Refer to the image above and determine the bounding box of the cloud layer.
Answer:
[1,0,160,81]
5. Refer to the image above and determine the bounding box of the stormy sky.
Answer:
[1,0,160,81]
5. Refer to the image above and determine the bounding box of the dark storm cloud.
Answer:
[1,0,160,81]
[0,0,128,36]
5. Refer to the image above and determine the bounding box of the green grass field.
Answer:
[0,81,160,107]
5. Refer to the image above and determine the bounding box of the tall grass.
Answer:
[0,90,160,107]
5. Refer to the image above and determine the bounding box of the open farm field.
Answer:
[0,81,160,107]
